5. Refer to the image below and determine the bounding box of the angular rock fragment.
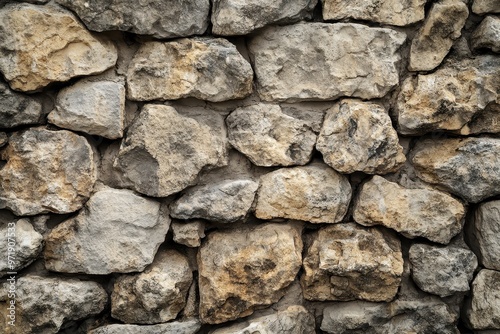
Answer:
[248,23,406,102]
[459,103,500,135]
[472,0,500,14]
[127,38,253,102]
[0,133,6,147]
[88,320,202,334]
[0,81,44,128]
[226,104,316,166]
[255,164,352,224]
[301,223,403,302]
[198,223,302,324]
[172,221,205,247]
[465,269,500,330]
[472,16,500,52]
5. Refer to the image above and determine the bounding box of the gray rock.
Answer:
[56,0,209,38]
[127,38,253,102]
[460,103,500,135]
[472,0,500,14]
[472,16,500,52]
[411,137,500,203]
[172,221,205,247]
[0,81,44,128]
[226,104,316,167]
[255,164,352,224]
[88,320,202,334]
[0,132,6,147]
[465,269,500,330]
[44,187,170,274]
[248,23,406,102]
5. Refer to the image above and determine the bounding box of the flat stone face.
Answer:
[88,321,202,334]
[0,4,117,92]
[472,0,500,14]
[322,0,426,26]
[0,81,44,128]
[468,200,500,270]
[127,38,253,102]
[353,176,465,244]
[0,128,97,216]
[226,104,316,167]
[255,164,352,224]
[56,0,210,38]
[465,269,500,330]
[212,0,316,35]
[316,99,405,174]
[411,137,500,203]
[198,223,302,324]
[248,23,406,102]
[301,223,403,302]
[44,187,169,274]
[472,16,500,52]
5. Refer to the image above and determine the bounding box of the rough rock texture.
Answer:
[0,132,7,147]
[353,176,464,244]
[172,221,205,247]
[170,179,258,223]
[0,81,44,128]
[468,200,500,270]
[459,103,500,135]
[0,128,96,216]
[255,164,352,223]
[88,320,201,334]
[127,39,253,102]
[114,105,225,197]
[411,137,500,203]
[301,223,403,302]
[212,0,316,35]
[408,0,469,72]
[472,16,500,52]
[44,187,169,274]
[48,79,125,139]
[0,3,117,92]
[396,56,500,135]
[56,0,210,38]
[465,269,500,330]
[472,0,500,14]
[316,99,405,174]
[198,223,302,324]
[322,0,427,26]
[226,104,316,166]
[248,23,406,102]
[111,250,192,324]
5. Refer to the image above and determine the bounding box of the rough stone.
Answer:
[322,0,427,26]
[172,221,205,247]
[255,164,352,224]
[301,223,403,302]
[468,200,500,270]
[56,0,209,38]
[198,223,302,324]
[0,81,44,128]
[0,128,96,216]
[212,0,316,36]
[0,132,6,147]
[114,105,225,197]
[88,320,202,334]
[0,3,117,92]
[44,187,169,274]
[472,0,500,14]
[248,23,406,102]
[353,176,465,244]
[459,103,500,135]
[48,79,125,139]
[127,38,253,102]
[226,104,316,167]
[408,0,469,72]
[465,269,500,330]
[411,137,500,203]
[316,99,405,174]
[472,16,500,52]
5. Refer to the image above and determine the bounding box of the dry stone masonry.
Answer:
[0,0,498,333]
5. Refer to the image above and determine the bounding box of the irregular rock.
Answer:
[468,200,500,270]
[301,223,403,302]
[170,179,258,223]
[322,0,427,26]
[353,176,465,244]
[44,187,169,274]
[0,3,117,92]
[397,56,500,135]
[465,269,500,330]
[459,103,500,135]
[212,0,316,35]
[111,250,192,324]
[408,0,469,71]
[0,132,7,147]
[56,0,209,38]
[472,16,500,52]
[248,23,406,102]
[127,38,253,102]
[88,320,201,334]
[411,137,500,203]
[0,81,44,128]
[114,105,225,197]
[255,164,352,224]
[226,104,316,166]
[0,128,96,216]
[198,223,302,324]
[316,99,405,174]
[172,221,205,247]
[48,79,125,139]
[472,0,500,14]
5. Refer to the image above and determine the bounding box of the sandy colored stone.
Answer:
[468,200,500,270]
[172,221,205,247]
[88,320,201,334]
[472,16,500,52]
[465,269,500,330]
[0,81,44,128]
[472,0,500,14]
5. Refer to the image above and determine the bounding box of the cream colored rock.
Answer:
[472,16,500,52]
[472,0,500,14]
[0,3,117,92]
[465,269,500,330]
[172,221,205,247]
[88,320,202,334]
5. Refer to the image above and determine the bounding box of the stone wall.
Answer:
[0,0,499,333]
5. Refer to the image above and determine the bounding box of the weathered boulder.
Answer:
[172,220,205,247]
[44,187,169,274]
[198,223,302,324]
[0,128,97,216]
[465,269,500,330]
[472,16,500,52]
[88,320,201,334]
[255,164,352,224]
[0,81,44,128]
[248,23,406,102]
[127,38,253,102]
[468,200,500,270]
[472,0,500,14]
[353,176,464,244]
